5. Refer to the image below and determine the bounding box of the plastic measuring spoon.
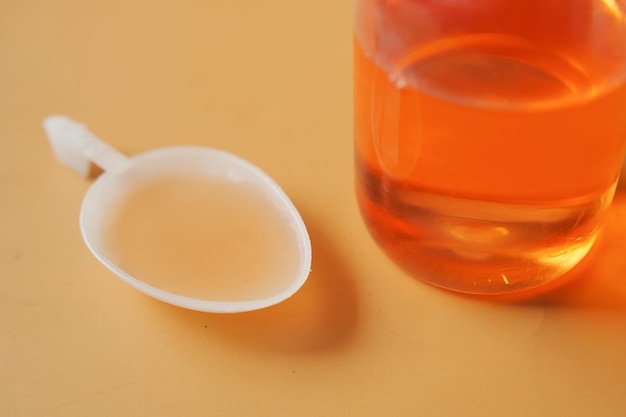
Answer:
[43,115,311,313]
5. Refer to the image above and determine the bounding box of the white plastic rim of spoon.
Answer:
[43,115,312,313]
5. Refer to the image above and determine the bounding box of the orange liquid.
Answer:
[102,175,300,301]
[354,2,626,294]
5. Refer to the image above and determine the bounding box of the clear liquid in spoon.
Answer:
[102,174,301,302]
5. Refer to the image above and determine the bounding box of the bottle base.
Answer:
[356,166,616,295]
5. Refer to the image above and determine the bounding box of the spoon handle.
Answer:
[43,115,130,177]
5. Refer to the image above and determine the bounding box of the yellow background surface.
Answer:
[1,1,626,416]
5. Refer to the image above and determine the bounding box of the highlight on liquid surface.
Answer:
[354,3,626,294]
[102,175,300,301]
[390,33,593,109]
